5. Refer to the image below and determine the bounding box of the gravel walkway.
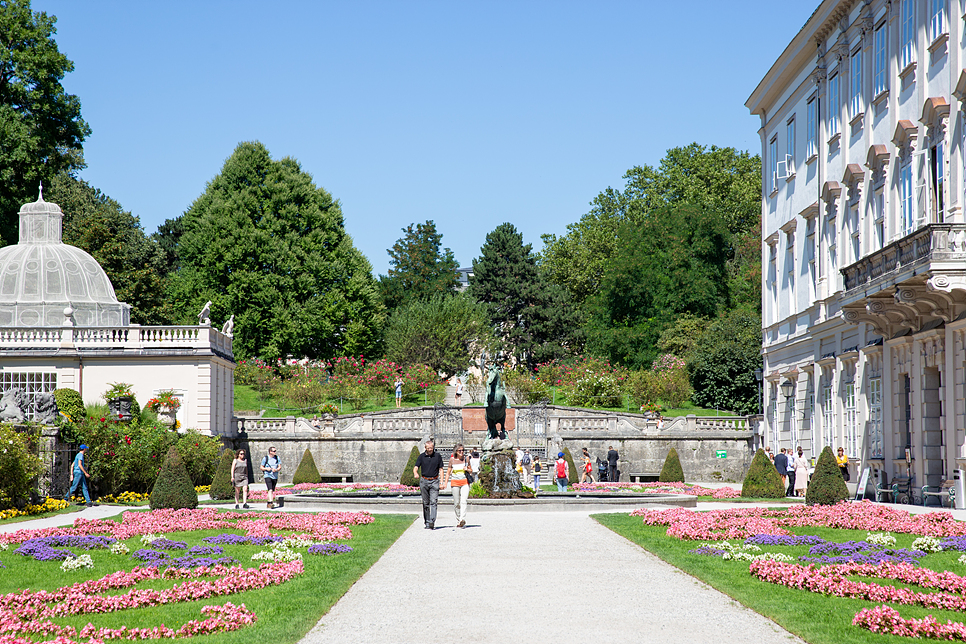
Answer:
[299,508,804,644]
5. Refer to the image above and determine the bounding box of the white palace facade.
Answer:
[747,0,966,491]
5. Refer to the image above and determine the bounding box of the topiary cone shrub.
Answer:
[563,447,579,484]
[208,449,235,500]
[400,446,420,487]
[741,448,785,498]
[293,448,321,485]
[659,447,685,483]
[150,446,199,510]
[805,445,850,505]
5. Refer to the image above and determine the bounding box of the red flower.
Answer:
[100,417,106,422]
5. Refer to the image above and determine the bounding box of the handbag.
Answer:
[465,469,475,485]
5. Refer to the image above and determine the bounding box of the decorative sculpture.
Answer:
[35,392,59,424]
[221,314,234,337]
[485,363,508,440]
[198,301,212,325]
[0,388,28,422]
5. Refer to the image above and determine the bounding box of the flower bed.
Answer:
[0,497,69,520]
[571,481,741,498]
[246,482,418,501]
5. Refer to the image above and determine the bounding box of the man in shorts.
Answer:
[260,447,281,509]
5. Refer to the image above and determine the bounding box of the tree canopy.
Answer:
[541,143,761,310]
[379,220,458,310]
[687,308,763,415]
[383,293,495,377]
[469,223,580,369]
[47,173,169,325]
[166,141,385,362]
[0,0,90,246]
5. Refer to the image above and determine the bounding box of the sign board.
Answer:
[855,466,872,501]
[715,450,727,459]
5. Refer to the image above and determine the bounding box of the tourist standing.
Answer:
[532,457,542,495]
[774,448,788,489]
[521,449,533,487]
[395,377,403,408]
[232,449,250,509]
[579,447,595,484]
[455,378,463,406]
[65,444,94,507]
[260,447,281,509]
[786,450,797,496]
[413,439,443,529]
[793,447,808,497]
[607,445,619,483]
[444,444,473,528]
[470,450,481,474]
[555,452,569,491]
[836,447,850,481]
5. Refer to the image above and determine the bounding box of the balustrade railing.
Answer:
[0,324,232,355]
[842,224,966,293]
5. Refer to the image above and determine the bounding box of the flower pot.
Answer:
[107,397,133,422]
[158,408,177,426]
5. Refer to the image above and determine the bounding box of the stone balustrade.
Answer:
[0,324,232,355]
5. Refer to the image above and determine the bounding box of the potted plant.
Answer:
[318,403,339,419]
[104,382,135,422]
[146,390,181,426]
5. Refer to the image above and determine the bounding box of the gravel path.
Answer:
[300,509,804,644]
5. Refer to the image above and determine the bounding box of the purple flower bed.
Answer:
[166,555,238,569]
[202,533,284,546]
[132,548,170,563]
[307,543,353,556]
[14,536,115,562]
[940,536,966,551]
[745,534,826,546]
[799,540,926,565]
[147,538,188,550]
[187,545,224,556]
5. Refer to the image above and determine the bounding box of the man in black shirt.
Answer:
[414,439,444,529]
[607,445,619,483]
[773,448,788,491]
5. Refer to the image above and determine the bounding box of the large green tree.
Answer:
[541,144,761,311]
[166,141,385,361]
[584,203,731,368]
[46,173,170,325]
[469,223,580,369]
[384,293,495,377]
[379,220,458,310]
[687,308,763,415]
[0,0,90,246]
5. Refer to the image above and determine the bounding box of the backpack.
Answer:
[556,459,567,478]
[522,453,531,466]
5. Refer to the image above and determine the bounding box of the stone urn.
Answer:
[107,397,133,422]
[157,407,177,427]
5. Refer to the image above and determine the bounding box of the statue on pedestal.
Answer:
[484,362,508,440]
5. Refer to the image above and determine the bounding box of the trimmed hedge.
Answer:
[563,447,579,484]
[293,448,321,485]
[659,447,685,483]
[805,445,850,505]
[741,448,785,498]
[53,388,84,424]
[208,449,235,500]
[150,446,199,510]
[400,446,420,487]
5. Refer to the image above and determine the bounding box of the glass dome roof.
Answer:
[0,189,130,327]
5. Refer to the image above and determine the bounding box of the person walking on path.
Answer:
[555,452,569,491]
[414,439,443,529]
[394,378,403,408]
[836,447,850,481]
[260,446,281,509]
[774,448,788,490]
[793,447,808,497]
[65,444,95,506]
[232,449,250,509]
[532,456,542,495]
[606,445,619,483]
[455,378,463,406]
[579,447,596,484]
[443,443,473,528]
[785,450,797,496]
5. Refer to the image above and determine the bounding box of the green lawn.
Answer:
[234,384,446,416]
[594,513,963,644]
[2,512,415,644]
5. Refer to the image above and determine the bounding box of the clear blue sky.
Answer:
[36,0,816,276]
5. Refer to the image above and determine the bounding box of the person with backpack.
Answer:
[260,447,281,509]
[521,450,533,487]
[579,447,595,484]
[532,456,543,495]
[555,452,569,491]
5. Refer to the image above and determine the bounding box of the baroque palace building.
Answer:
[747,0,966,493]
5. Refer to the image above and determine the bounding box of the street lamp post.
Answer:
[754,368,763,416]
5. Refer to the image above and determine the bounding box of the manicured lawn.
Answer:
[234,384,445,416]
[1,510,415,644]
[594,511,966,644]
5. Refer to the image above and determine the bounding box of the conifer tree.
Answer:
[150,446,199,510]
[400,445,420,486]
[805,446,850,505]
[741,448,785,498]
[292,448,321,485]
[208,449,235,500]
[379,221,459,311]
[659,447,685,483]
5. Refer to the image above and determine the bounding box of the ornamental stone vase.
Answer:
[158,407,177,426]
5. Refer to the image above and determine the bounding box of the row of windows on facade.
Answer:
[768,0,948,194]
[768,377,883,459]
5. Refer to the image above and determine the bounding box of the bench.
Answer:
[319,473,353,484]
[922,480,956,507]
[882,475,913,504]
[629,472,660,483]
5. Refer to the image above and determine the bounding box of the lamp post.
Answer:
[754,368,763,416]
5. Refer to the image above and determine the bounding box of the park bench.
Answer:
[883,475,913,504]
[874,474,895,503]
[319,473,353,484]
[922,480,956,507]
[629,472,660,483]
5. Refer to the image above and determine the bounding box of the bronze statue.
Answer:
[485,363,508,440]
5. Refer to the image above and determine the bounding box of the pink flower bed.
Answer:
[0,508,374,545]
[570,482,741,498]
[632,501,966,541]
[247,482,417,501]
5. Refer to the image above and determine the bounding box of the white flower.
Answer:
[110,541,130,555]
[866,532,897,547]
[140,533,161,545]
[911,536,942,553]
[60,554,94,571]
[958,554,966,565]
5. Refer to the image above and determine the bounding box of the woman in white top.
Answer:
[793,449,809,497]
[444,444,473,528]
[455,378,464,406]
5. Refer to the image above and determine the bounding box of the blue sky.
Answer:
[36,0,817,275]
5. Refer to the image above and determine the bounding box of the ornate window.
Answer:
[869,377,883,459]
[786,117,796,176]
[828,74,840,138]
[930,0,946,43]
[806,96,817,158]
[901,0,916,69]
[821,384,834,449]
[0,372,56,421]
[844,380,858,458]
[850,48,863,119]
[874,22,887,97]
